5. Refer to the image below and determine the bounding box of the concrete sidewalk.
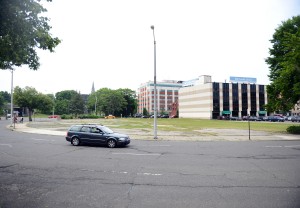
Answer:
[8,122,300,141]
[9,123,65,136]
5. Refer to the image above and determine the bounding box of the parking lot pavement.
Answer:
[7,122,300,141]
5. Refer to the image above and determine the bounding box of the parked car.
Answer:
[105,115,115,119]
[66,124,130,148]
[48,115,60,119]
[134,113,142,118]
[248,116,262,121]
[160,114,169,118]
[267,116,285,122]
[291,116,300,122]
[229,116,241,121]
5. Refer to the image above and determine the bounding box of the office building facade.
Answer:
[179,75,268,119]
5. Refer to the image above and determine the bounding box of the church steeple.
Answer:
[91,82,95,94]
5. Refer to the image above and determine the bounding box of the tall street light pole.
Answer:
[10,68,14,128]
[151,25,158,139]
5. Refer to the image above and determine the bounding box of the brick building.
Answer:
[137,80,182,115]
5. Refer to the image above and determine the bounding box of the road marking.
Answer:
[265,145,300,148]
[138,172,162,176]
[32,138,48,141]
[265,146,283,148]
[139,145,171,147]
[80,169,162,176]
[0,144,12,148]
[112,153,161,156]
[80,169,95,172]
[284,145,300,148]
[31,138,55,142]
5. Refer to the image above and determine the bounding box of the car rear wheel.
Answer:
[71,137,80,146]
[107,139,116,148]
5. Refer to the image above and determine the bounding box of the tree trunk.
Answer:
[28,109,33,121]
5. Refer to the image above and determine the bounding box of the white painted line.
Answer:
[112,153,161,156]
[31,138,55,142]
[139,145,171,147]
[79,169,161,176]
[284,145,300,148]
[0,144,12,148]
[137,172,162,176]
[265,146,282,148]
[80,169,95,172]
[32,138,48,141]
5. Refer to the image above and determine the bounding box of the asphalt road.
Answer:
[0,120,300,208]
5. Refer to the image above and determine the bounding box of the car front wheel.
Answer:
[107,139,116,148]
[71,137,80,146]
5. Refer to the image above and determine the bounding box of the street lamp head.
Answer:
[151,25,154,30]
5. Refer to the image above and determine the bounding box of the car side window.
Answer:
[70,126,81,131]
[81,126,91,132]
[91,127,101,133]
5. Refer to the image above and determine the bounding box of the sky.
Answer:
[0,0,299,95]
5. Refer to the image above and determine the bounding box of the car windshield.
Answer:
[99,126,114,134]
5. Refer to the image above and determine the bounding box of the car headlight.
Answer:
[119,138,126,141]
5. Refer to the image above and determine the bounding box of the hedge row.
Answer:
[60,114,103,119]
[286,125,300,134]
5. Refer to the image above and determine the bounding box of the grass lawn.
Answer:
[63,118,299,134]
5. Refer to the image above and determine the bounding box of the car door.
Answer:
[79,126,92,143]
[89,127,107,144]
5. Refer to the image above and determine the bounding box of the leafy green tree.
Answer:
[37,94,52,114]
[88,88,127,116]
[143,108,148,116]
[56,90,77,101]
[55,100,69,115]
[105,90,127,116]
[69,93,84,117]
[265,15,300,112]
[0,94,4,115]
[0,0,60,70]
[38,94,54,114]
[13,86,52,121]
[88,92,98,115]
[0,91,10,116]
[55,90,77,115]
[117,88,137,117]
[0,91,11,102]
[55,90,84,116]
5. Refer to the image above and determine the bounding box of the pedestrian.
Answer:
[20,116,24,123]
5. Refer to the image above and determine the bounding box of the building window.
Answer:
[259,85,265,111]
[241,84,248,113]
[212,82,220,119]
[223,83,229,111]
[232,83,239,113]
[250,84,256,113]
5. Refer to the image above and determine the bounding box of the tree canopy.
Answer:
[265,15,300,112]
[54,90,84,116]
[88,88,136,117]
[0,0,60,70]
[13,86,53,121]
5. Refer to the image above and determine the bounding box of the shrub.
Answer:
[61,114,73,119]
[61,114,103,119]
[78,114,100,119]
[286,125,300,134]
